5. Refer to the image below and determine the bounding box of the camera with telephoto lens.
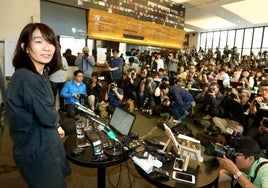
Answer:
[205,142,236,160]
[110,83,116,89]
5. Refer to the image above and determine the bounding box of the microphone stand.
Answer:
[75,103,124,156]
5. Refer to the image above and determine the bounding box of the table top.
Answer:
[64,134,130,168]
[135,157,220,188]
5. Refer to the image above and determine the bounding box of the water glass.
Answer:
[76,119,85,139]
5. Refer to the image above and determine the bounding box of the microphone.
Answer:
[75,102,99,118]
[97,124,119,142]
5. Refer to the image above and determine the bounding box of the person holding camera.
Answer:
[60,70,87,118]
[105,81,129,115]
[159,83,195,123]
[75,46,96,83]
[246,80,268,150]
[105,49,123,86]
[139,73,157,109]
[193,82,224,131]
[217,136,268,188]
[125,70,140,109]
[87,72,105,111]
[212,87,246,135]
[167,52,178,84]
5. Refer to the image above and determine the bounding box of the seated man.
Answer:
[60,70,87,118]
[217,136,268,188]
[139,73,157,109]
[212,88,246,134]
[159,83,195,123]
[87,72,105,111]
[246,80,268,150]
[193,82,224,130]
[105,81,129,115]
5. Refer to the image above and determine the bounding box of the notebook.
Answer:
[108,107,136,136]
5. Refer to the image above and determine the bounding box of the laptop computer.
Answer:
[108,107,136,137]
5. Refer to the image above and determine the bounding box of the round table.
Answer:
[64,134,129,188]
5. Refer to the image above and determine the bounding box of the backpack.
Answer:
[231,161,268,188]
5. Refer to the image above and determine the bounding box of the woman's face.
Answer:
[242,71,249,78]
[26,29,55,68]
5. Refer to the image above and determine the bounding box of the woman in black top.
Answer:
[5,23,71,188]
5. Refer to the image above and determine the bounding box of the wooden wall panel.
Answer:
[88,9,185,49]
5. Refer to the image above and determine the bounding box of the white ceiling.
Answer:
[183,0,268,32]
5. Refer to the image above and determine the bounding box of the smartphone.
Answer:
[172,171,195,184]
[173,158,184,171]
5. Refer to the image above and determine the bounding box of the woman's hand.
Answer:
[57,126,65,138]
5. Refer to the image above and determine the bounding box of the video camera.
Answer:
[205,142,236,160]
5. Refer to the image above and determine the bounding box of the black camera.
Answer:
[261,118,268,128]
[162,98,169,106]
[229,93,239,100]
[79,94,87,104]
[202,70,208,75]
[205,142,236,160]
[110,83,116,89]
[79,94,86,99]
[84,52,89,57]
[208,88,214,93]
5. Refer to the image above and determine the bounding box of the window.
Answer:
[200,33,207,50]
[252,27,263,48]
[212,32,220,49]
[262,27,268,48]
[227,30,235,48]
[206,32,213,49]
[235,29,244,49]
[219,31,227,49]
[198,26,267,58]
[243,28,253,48]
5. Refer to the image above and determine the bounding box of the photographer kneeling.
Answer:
[217,137,268,188]
[105,81,129,115]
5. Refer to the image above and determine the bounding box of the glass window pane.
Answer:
[243,28,253,48]
[219,31,227,49]
[235,29,244,49]
[200,33,206,50]
[252,27,263,48]
[227,30,235,48]
[262,27,268,48]
[242,48,251,56]
[212,31,220,49]
[207,32,213,49]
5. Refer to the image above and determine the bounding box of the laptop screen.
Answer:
[109,107,136,136]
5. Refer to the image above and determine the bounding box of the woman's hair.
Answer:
[12,23,62,75]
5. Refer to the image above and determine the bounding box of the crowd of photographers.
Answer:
[58,45,268,187]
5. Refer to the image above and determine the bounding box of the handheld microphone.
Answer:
[75,102,99,118]
[97,124,119,142]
